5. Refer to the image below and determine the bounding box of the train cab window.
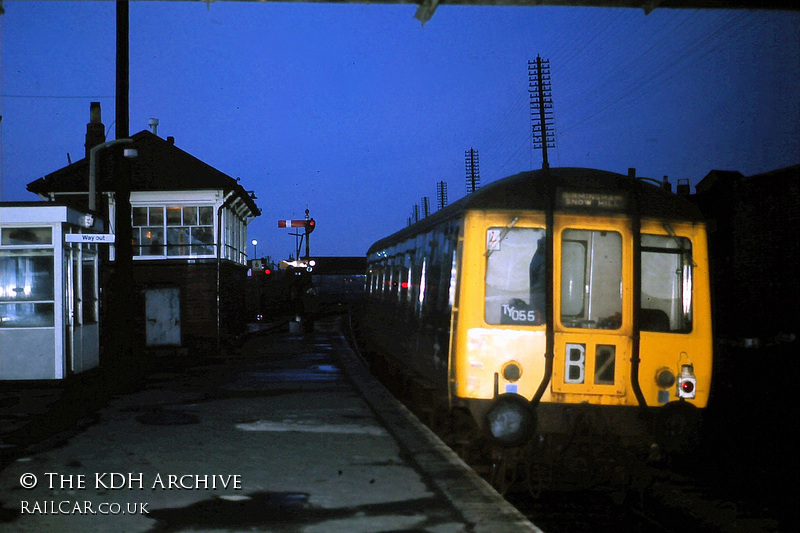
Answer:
[641,234,693,332]
[485,227,546,326]
[561,229,622,329]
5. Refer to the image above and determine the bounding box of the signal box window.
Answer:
[561,229,622,329]
[485,227,546,326]
[641,234,693,332]
[133,205,214,257]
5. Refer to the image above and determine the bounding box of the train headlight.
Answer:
[655,368,676,389]
[676,364,696,399]
[484,394,535,447]
[502,362,522,382]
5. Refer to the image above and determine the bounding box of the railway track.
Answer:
[357,353,779,532]
[337,312,785,533]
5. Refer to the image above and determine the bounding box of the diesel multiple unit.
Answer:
[361,167,712,452]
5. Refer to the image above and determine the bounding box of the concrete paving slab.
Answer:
[0,326,541,532]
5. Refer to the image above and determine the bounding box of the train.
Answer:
[359,167,712,457]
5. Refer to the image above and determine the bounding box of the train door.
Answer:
[551,217,631,404]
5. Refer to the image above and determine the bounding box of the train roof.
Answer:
[367,167,704,255]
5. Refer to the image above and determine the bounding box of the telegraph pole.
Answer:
[116,1,129,141]
[529,55,555,170]
[465,148,480,194]
[408,204,421,226]
[421,196,430,218]
[111,0,135,365]
[436,181,448,210]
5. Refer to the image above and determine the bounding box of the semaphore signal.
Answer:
[278,209,315,258]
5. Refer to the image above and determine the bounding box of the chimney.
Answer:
[85,102,105,159]
[148,118,159,135]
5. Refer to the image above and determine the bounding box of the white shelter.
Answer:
[0,203,104,380]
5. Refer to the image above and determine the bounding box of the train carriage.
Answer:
[362,167,712,453]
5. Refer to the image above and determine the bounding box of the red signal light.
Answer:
[677,364,697,399]
[264,269,272,275]
[305,218,316,234]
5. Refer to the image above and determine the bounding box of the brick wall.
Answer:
[693,165,800,339]
[126,260,248,353]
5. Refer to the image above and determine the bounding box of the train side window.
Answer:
[485,227,546,326]
[401,251,413,309]
[641,234,693,333]
[417,258,427,318]
[561,229,622,329]
[424,235,442,319]
[399,257,410,306]
[377,263,387,299]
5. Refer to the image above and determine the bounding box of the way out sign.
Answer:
[65,234,116,243]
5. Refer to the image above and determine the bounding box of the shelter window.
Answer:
[641,234,693,332]
[0,249,55,328]
[1,227,52,246]
[485,227,546,326]
[561,229,622,329]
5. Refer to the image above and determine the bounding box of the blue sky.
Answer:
[1,2,798,259]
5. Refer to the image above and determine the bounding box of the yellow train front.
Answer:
[363,168,712,454]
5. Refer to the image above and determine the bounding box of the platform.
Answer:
[0,322,541,532]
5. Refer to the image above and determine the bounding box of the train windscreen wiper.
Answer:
[485,217,519,258]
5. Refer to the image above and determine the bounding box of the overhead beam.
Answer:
[3,1,796,20]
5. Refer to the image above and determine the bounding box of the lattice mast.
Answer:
[408,204,421,227]
[465,148,480,194]
[421,196,431,218]
[436,181,448,210]
[529,55,555,170]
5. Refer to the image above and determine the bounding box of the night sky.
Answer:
[1,1,798,259]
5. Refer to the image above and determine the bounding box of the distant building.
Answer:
[691,165,800,341]
[309,256,366,306]
[27,118,260,355]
